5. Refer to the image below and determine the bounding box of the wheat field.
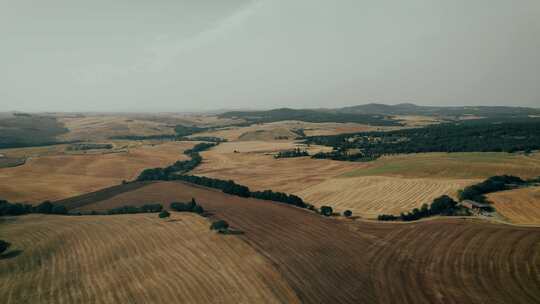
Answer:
[0,213,299,304]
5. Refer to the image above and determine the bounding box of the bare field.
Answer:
[0,141,195,203]
[488,187,540,225]
[0,213,299,304]
[297,176,477,217]
[67,181,540,304]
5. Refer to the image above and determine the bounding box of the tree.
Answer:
[343,210,352,217]
[210,220,229,232]
[193,205,204,215]
[0,240,10,255]
[159,210,170,219]
[35,201,54,214]
[320,206,333,216]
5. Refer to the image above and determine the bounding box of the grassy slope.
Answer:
[0,213,299,304]
[69,181,540,304]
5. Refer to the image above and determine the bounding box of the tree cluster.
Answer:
[274,148,309,159]
[306,120,540,161]
[0,200,67,216]
[170,198,204,215]
[106,203,163,215]
[458,175,526,203]
[378,195,468,221]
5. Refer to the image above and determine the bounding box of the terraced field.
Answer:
[62,181,540,303]
[488,187,540,225]
[0,213,299,304]
[297,176,476,217]
[0,141,195,202]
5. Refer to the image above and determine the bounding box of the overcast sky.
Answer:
[1,0,539,112]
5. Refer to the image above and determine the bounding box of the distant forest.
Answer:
[219,108,402,126]
[307,119,540,161]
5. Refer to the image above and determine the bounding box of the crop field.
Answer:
[57,181,540,304]
[0,141,195,203]
[488,187,540,225]
[0,213,298,304]
[342,152,540,179]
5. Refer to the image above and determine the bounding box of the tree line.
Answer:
[306,120,540,161]
[0,200,68,216]
[378,195,469,221]
[274,148,309,159]
[137,142,217,181]
[458,175,527,203]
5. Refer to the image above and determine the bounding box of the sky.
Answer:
[1,0,539,112]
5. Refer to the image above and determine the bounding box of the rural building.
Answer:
[461,200,492,211]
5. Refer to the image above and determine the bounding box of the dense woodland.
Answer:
[0,115,70,149]
[308,120,540,161]
[458,175,529,203]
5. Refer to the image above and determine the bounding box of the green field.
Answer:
[342,152,540,179]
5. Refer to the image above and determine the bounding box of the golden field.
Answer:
[0,141,195,203]
[488,186,540,226]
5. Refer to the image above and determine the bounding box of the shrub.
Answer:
[193,205,204,215]
[0,240,10,255]
[343,210,352,217]
[159,210,170,219]
[320,206,333,216]
[210,220,229,231]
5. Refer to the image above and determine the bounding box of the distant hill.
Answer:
[219,103,540,126]
[218,108,402,126]
[338,103,540,117]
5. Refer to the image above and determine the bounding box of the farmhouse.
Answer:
[461,200,492,211]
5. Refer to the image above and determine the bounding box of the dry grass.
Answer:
[488,186,540,225]
[70,181,540,304]
[0,142,195,203]
[0,213,299,304]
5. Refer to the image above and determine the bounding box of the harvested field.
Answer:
[488,186,540,225]
[343,152,540,179]
[68,181,540,304]
[195,142,483,217]
[0,213,298,304]
[194,141,357,193]
[0,141,195,203]
[297,176,476,218]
